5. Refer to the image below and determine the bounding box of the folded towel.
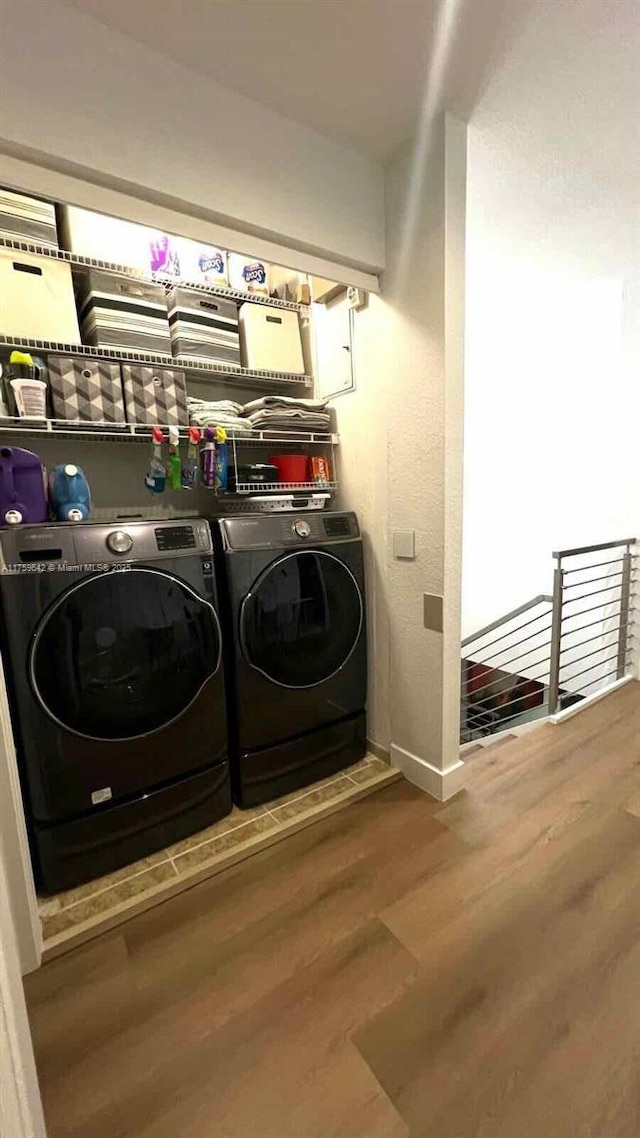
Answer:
[242,395,328,416]
[188,398,243,416]
[189,411,253,434]
[246,408,331,430]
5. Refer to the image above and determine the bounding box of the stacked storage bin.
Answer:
[77,270,172,356]
[0,191,81,344]
[167,286,241,366]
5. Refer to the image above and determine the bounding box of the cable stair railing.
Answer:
[461,538,637,743]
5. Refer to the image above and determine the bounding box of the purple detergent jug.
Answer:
[0,446,47,525]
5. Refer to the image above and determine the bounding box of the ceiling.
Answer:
[61,0,522,160]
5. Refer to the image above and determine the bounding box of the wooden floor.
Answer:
[25,682,640,1138]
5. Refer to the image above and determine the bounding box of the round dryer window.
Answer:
[30,568,221,740]
[240,550,363,689]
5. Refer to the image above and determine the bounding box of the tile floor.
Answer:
[39,754,399,953]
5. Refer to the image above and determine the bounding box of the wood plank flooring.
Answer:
[25,681,640,1137]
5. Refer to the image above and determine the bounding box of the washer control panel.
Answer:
[73,518,212,563]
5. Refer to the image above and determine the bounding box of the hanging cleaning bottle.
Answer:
[181,426,201,489]
[145,427,166,493]
[168,426,182,491]
[201,426,216,488]
[214,426,228,491]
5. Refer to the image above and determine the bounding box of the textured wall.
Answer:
[334,114,466,772]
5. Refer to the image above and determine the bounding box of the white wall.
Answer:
[463,0,640,638]
[0,834,46,1137]
[333,113,467,797]
[0,0,384,273]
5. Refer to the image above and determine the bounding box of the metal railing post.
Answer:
[548,562,564,714]
[616,547,632,678]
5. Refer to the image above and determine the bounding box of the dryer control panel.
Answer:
[219,511,360,551]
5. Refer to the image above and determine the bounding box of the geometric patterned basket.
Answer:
[121,364,188,427]
[47,356,126,423]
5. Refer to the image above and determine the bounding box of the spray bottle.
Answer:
[214,426,228,491]
[168,426,182,491]
[201,426,216,488]
[145,427,166,493]
[181,426,201,489]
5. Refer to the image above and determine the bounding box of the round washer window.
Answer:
[240,550,363,688]
[30,568,220,740]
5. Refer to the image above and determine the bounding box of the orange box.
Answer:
[310,456,331,485]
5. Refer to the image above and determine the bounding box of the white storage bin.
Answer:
[238,303,305,373]
[0,189,58,249]
[58,205,151,271]
[0,250,81,343]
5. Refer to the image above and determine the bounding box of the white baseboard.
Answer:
[549,675,633,724]
[390,743,466,802]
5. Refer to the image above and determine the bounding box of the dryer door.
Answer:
[30,568,222,740]
[240,550,363,689]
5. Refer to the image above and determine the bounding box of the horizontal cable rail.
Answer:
[461,595,552,649]
[468,623,552,669]
[562,583,623,607]
[558,625,624,658]
[461,536,637,743]
[563,571,623,590]
[562,557,624,576]
[464,606,552,659]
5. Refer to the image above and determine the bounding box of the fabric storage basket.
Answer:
[48,356,126,424]
[121,364,187,427]
[167,286,240,365]
[0,250,81,342]
[57,205,150,270]
[238,303,305,373]
[78,270,172,355]
[0,190,58,249]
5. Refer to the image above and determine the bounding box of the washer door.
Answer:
[30,568,222,741]
[240,550,363,689]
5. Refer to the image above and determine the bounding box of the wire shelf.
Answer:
[0,336,312,389]
[232,480,337,495]
[0,418,338,446]
[0,237,308,314]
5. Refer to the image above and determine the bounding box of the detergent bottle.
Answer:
[49,464,91,522]
[0,446,47,525]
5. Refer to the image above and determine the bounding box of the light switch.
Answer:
[393,530,415,560]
